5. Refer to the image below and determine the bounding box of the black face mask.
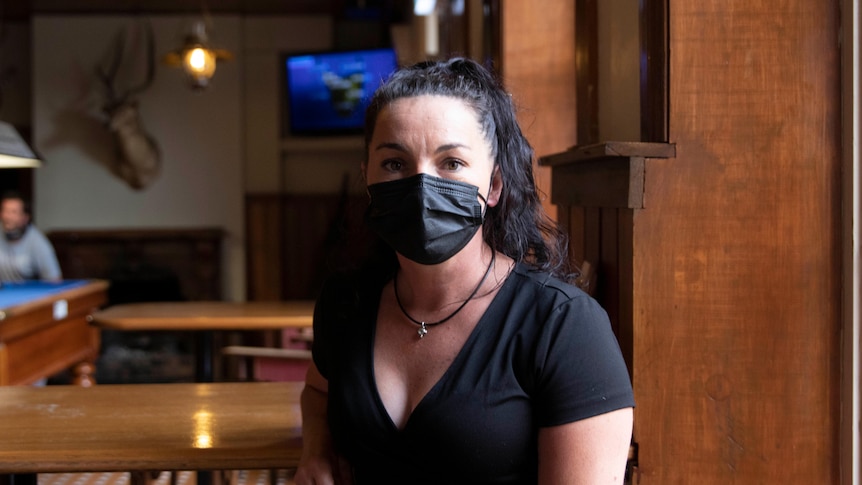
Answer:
[365,173,488,265]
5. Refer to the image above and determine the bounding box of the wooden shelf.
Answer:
[538,141,675,209]
[280,136,364,154]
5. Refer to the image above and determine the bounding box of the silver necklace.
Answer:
[394,251,496,339]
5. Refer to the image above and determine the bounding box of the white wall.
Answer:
[31,15,345,301]
[241,16,367,196]
[239,16,366,195]
[33,15,244,300]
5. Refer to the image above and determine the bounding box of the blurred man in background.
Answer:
[0,191,61,282]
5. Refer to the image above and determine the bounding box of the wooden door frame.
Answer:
[841,0,861,483]
[639,0,668,142]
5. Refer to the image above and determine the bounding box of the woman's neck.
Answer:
[394,240,495,313]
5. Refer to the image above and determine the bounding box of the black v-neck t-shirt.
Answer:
[313,263,635,484]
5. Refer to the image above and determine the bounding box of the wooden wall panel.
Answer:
[564,205,586,264]
[245,194,371,301]
[556,200,632,374]
[245,195,283,301]
[598,208,621,348]
[49,229,224,303]
[616,209,634,378]
[499,0,577,219]
[632,0,842,482]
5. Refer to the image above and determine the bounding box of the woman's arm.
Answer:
[294,363,353,485]
[538,407,633,485]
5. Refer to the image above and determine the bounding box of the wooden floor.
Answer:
[38,469,296,485]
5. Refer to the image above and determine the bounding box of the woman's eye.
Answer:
[381,159,403,171]
[443,159,463,171]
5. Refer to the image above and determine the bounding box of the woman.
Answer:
[296,58,634,485]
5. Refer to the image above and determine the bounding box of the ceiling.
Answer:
[2,1,411,20]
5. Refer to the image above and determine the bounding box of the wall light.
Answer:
[163,19,232,90]
[0,121,41,168]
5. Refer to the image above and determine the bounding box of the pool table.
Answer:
[0,280,108,386]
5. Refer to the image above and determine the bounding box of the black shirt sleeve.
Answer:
[530,292,634,427]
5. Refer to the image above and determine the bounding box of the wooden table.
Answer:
[0,382,303,484]
[0,280,108,386]
[89,301,315,382]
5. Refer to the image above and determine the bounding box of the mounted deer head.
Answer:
[94,21,161,190]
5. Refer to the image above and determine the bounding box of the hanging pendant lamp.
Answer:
[163,18,233,90]
[0,122,41,168]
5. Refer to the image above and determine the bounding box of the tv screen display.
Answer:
[283,47,399,136]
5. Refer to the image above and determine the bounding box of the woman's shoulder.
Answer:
[500,262,608,332]
[509,262,587,301]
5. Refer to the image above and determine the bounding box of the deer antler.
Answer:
[94,20,155,114]
[93,28,125,110]
[92,19,162,191]
[124,21,156,100]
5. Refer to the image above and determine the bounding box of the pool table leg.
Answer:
[72,361,97,387]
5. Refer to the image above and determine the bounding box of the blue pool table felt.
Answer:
[0,280,89,309]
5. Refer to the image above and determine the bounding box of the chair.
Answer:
[221,328,313,382]
[574,260,597,296]
[219,330,311,485]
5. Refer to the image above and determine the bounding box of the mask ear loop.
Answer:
[478,192,489,220]
[480,166,501,220]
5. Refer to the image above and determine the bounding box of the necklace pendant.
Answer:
[418,323,428,339]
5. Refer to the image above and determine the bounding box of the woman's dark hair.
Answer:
[362,57,572,281]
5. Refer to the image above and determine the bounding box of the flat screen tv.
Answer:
[283,47,399,137]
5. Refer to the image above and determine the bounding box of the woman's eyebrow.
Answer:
[373,142,407,152]
[435,143,469,154]
[373,142,470,153]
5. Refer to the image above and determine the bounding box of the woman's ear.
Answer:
[487,167,503,207]
[360,163,372,199]
[359,162,368,184]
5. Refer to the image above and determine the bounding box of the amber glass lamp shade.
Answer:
[182,45,218,89]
